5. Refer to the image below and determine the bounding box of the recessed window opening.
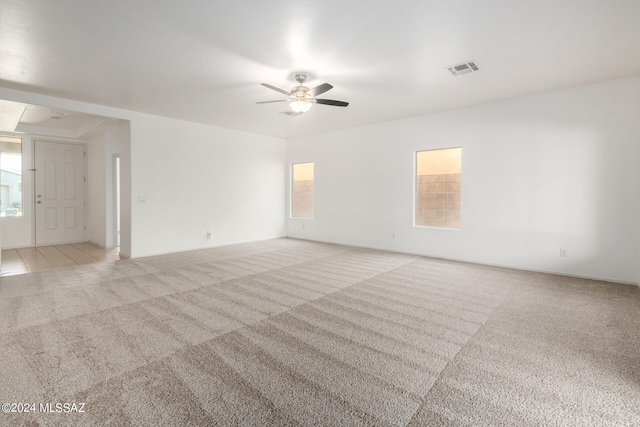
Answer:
[416,147,461,229]
[1,136,23,217]
[291,162,314,219]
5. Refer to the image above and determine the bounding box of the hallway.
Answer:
[1,243,120,277]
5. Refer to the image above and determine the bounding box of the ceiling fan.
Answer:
[257,74,349,114]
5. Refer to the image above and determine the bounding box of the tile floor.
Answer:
[1,242,121,277]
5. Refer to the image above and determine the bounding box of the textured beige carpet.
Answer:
[0,238,638,426]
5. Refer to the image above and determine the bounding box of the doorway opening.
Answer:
[113,154,120,247]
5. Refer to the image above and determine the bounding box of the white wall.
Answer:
[287,77,640,284]
[88,132,108,247]
[119,121,132,258]
[0,87,286,259]
[128,114,286,257]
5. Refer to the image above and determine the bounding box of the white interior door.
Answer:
[35,141,86,245]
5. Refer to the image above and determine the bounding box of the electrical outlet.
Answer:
[206,231,212,239]
[560,248,567,258]
[301,224,305,230]
[392,232,397,239]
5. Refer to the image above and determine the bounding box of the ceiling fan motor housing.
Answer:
[292,86,310,98]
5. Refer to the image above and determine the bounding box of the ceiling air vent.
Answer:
[446,61,479,76]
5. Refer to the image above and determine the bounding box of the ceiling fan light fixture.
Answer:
[290,99,313,113]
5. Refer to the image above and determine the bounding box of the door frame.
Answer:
[33,139,88,246]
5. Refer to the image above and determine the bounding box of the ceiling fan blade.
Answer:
[256,100,288,104]
[315,99,349,107]
[308,83,333,97]
[261,83,290,95]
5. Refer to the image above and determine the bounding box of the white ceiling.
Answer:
[0,99,122,140]
[1,0,639,140]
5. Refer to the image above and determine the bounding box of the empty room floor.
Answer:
[1,243,120,276]
[0,238,638,426]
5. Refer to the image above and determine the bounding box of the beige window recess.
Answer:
[416,147,461,229]
[291,162,314,219]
